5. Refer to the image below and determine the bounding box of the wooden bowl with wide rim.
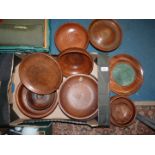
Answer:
[58,48,93,77]
[55,22,89,52]
[19,53,63,95]
[58,74,98,120]
[15,83,58,119]
[110,54,144,96]
[88,19,122,52]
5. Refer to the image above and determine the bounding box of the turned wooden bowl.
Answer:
[58,74,98,120]
[58,48,93,77]
[15,83,58,119]
[88,19,122,52]
[110,96,136,127]
[110,54,144,96]
[19,53,63,95]
[55,23,89,52]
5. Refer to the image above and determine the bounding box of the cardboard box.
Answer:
[4,53,99,128]
[1,53,154,131]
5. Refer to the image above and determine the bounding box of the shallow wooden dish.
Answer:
[15,83,58,119]
[110,96,136,127]
[58,48,93,77]
[110,54,143,96]
[59,74,98,120]
[88,19,122,52]
[55,23,89,52]
[19,53,62,95]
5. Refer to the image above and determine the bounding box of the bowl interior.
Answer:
[112,63,136,86]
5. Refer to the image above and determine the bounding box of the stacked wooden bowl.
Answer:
[16,53,63,119]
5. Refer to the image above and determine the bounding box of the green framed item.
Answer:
[0,19,50,53]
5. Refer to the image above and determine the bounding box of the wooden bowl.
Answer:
[110,96,136,127]
[15,83,58,119]
[59,74,98,120]
[19,53,63,95]
[88,19,122,52]
[55,23,89,52]
[110,54,143,96]
[58,48,93,77]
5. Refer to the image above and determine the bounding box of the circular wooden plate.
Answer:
[59,74,98,120]
[88,19,122,52]
[110,96,136,127]
[15,83,58,119]
[58,48,93,77]
[55,23,89,52]
[19,53,63,95]
[110,54,143,96]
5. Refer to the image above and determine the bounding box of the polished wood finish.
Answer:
[58,48,93,77]
[55,23,89,52]
[59,74,98,120]
[15,83,58,119]
[88,19,122,52]
[19,53,63,95]
[110,96,136,127]
[110,54,144,96]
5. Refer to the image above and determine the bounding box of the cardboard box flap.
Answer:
[0,53,14,127]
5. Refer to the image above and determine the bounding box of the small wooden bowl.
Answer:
[88,19,122,52]
[55,23,89,52]
[19,53,63,95]
[110,96,136,127]
[58,48,93,77]
[110,54,144,96]
[15,83,58,119]
[59,74,98,120]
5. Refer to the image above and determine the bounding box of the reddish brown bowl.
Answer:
[58,48,93,77]
[110,96,136,127]
[19,53,63,95]
[15,83,58,119]
[88,19,122,52]
[110,54,144,96]
[59,74,98,120]
[55,23,89,52]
